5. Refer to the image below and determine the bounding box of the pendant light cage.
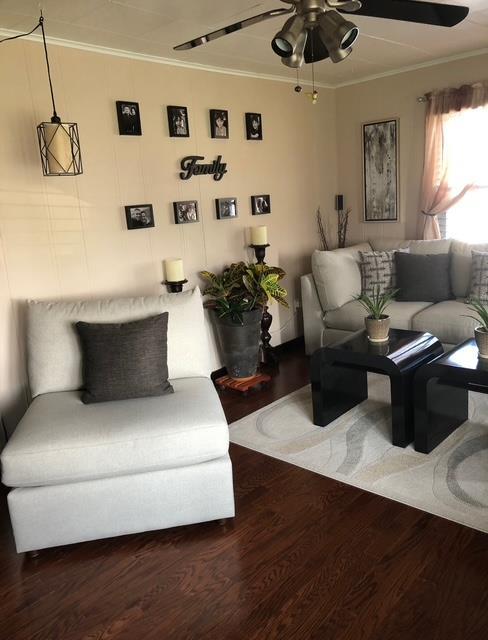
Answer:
[37,120,83,176]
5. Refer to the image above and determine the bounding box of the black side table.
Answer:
[311,329,443,448]
[414,338,487,453]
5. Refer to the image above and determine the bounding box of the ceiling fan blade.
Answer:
[304,28,330,64]
[339,0,469,27]
[174,7,293,51]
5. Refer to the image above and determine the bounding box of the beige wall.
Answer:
[0,39,337,433]
[336,52,488,244]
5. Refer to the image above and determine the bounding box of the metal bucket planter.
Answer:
[475,327,488,359]
[365,315,390,343]
[215,309,262,379]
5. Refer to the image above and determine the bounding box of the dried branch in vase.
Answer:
[316,206,329,251]
[338,208,351,249]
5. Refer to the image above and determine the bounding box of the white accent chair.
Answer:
[1,287,235,553]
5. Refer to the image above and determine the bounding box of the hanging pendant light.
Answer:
[36,14,82,176]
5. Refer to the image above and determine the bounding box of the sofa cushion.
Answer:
[76,314,173,404]
[325,300,433,332]
[369,238,452,254]
[450,241,488,299]
[1,377,229,488]
[312,243,371,312]
[395,252,452,302]
[411,300,478,345]
[468,250,488,303]
[27,287,211,397]
[360,249,408,296]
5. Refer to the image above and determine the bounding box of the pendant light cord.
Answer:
[0,12,58,120]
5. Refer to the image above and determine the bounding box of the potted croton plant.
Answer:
[355,287,398,343]
[201,262,288,379]
[464,297,488,359]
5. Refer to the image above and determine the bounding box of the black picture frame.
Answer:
[173,200,199,224]
[209,109,229,139]
[216,198,238,220]
[167,105,190,138]
[125,204,155,230]
[362,118,399,222]
[246,112,263,140]
[116,101,142,136]
[251,194,271,215]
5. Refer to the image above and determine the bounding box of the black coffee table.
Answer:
[414,338,488,453]
[311,329,443,447]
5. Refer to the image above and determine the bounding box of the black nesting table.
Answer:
[311,329,443,448]
[414,338,488,453]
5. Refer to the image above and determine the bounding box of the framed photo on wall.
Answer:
[173,200,199,224]
[362,118,399,222]
[251,194,271,215]
[167,106,190,137]
[210,109,229,139]
[216,198,238,220]
[125,204,155,230]
[116,101,142,136]
[245,113,263,140]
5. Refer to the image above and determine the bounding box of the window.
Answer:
[441,104,488,242]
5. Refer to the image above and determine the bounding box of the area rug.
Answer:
[229,374,488,534]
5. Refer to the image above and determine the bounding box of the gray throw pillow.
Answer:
[395,252,452,302]
[360,250,407,296]
[76,313,174,404]
[468,250,488,303]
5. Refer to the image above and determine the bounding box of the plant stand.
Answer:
[215,373,271,394]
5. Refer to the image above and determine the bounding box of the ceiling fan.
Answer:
[174,0,469,67]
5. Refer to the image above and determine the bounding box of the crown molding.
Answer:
[334,46,488,88]
[0,27,334,89]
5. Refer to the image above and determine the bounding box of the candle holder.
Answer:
[249,243,279,369]
[250,243,270,265]
[162,279,188,294]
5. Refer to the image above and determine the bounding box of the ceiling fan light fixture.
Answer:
[271,14,305,58]
[318,10,358,63]
[281,29,308,69]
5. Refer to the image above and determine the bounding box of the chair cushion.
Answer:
[1,377,229,488]
[27,287,211,397]
[411,300,478,345]
[312,243,371,312]
[76,314,173,404]
[325,300,433,332]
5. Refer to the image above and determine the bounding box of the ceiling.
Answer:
[1,0,488,86]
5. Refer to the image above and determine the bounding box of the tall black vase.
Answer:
[215,309,262,379]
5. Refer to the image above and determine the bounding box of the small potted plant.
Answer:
[464,298,488,359]
[355,287,398,343]
[201,262,288,379]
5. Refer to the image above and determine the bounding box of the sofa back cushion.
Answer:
[27,287,211,398]
[312,243,371,311]
[450,240,488,298]
[370,238,452,255]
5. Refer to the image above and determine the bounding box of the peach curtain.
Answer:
[420,82,488,240]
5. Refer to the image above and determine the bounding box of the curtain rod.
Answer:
[417,95,427,102]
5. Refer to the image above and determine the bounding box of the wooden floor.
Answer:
[1,341,488,639]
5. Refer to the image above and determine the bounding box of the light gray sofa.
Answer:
[0,287,235,553]
[302,238,488,354]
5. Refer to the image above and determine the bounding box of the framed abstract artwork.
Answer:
[362,119,399,222]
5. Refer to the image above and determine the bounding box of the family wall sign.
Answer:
[179,155,228,181]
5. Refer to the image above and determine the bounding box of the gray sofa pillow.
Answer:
[395,252,452,302]
[76,313,174,404]
[468,250,488,303]
[360,249,408,296]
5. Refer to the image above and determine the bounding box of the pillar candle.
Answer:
[164,258,184,282]
[251,226,268,245]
